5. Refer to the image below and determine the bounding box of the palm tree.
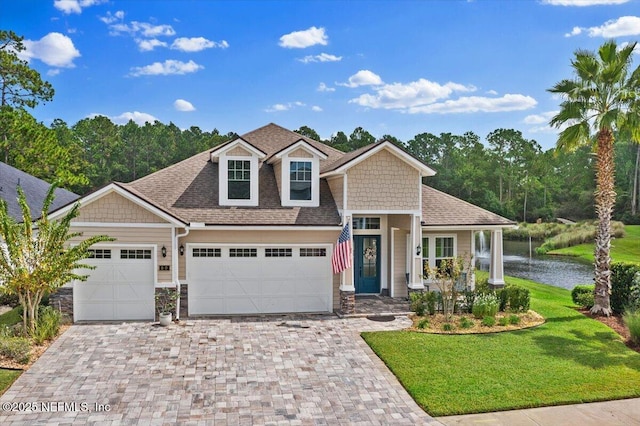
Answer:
[549,40,640,316]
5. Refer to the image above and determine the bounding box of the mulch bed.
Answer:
[0,324,71,370]
[408,310,545,334]
[578,308,640,353]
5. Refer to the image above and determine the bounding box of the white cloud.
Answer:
[340,70,383,88]
[136,39,168,52]
[174,99,195,112]
[264,101,306,112]
[406,94,537,114]
[107,111,158,125]
[486,89,499,95]
[171,37,229,52]
[298,53,342,63]
[317,82,335,92]
[567,16,640,37]
[543,0,628,5]
[54,0,105,14]
[350,78,476,109]
[20,32,80,68]
[279,26,328,48]
[47,69,61,76]
[99,10,125,24]
[587,16,640,37]
[565,26,583,37]
[311,106,323,112]
[130,59,203,76]
[523,111,558,124]
[108,21,176,37]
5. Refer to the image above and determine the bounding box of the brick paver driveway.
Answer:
[0,315,441,425]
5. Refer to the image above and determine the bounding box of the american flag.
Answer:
[332,222,352,274]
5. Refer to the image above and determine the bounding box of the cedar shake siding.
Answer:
[347,149,421,211]
[76,191,168,224]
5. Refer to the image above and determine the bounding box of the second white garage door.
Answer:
[187,245,332,315]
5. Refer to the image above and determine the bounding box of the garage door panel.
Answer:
[75,249,155,321]
[188,245,332,315]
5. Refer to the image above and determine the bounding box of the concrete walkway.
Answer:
[438,397,640,425]
[0,315,441,425]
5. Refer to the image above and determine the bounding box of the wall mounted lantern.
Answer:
[179,244,185,256]
[161,245,167,258]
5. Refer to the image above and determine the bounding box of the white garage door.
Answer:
[187,245,332,315]
[74,247,155,321]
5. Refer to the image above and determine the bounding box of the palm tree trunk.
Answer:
[632,144,639,216]
[591,128,615,316]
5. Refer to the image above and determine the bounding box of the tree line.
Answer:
[2,29,639,225]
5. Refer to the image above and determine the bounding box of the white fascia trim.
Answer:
[71,222,175,228]
[186,225,342,231]
[267,140,328,163]
[422,224,517,231]
[210,138,267,160]
[345,209,422,215]
[320,142,436,177]
[48,183,185,227]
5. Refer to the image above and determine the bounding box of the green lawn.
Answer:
[548,225,640,264]
[362,273,640,416]
[0,306,23,395]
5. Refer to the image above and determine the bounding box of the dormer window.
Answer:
[228,160,251,200]
[290,161,312,201]
[211,137,266,207]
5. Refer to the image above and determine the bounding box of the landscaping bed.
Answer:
[408,310,544,334]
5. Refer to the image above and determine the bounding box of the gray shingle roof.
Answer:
[122,123,513,228]
[0,162,79,221]
[125,124,342,225]
[421,185,515,227]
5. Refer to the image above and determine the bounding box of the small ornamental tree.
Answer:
[424,256,467,321]
[0,184,113,334]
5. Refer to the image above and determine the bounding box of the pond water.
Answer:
[476,239,594,290]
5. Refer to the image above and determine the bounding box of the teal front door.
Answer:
[354,235,381,294]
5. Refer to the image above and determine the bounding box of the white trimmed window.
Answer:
[219,155,259,206]
[422,235,456,271]
[281,156,320,207]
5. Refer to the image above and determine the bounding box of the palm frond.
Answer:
[556,122,590,152]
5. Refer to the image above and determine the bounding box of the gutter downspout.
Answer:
[174,226,190,320]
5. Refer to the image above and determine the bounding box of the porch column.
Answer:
[408,214,425,290]
[339,215,356,314]
[488,229,505,288]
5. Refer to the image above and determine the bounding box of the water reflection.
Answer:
[476,240,593,290]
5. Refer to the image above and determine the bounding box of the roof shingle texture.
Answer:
[126,123,342,225]
[422,185,515,227]
[0,162,79,221]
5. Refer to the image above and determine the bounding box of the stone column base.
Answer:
[49,287,73,321]
[339,290,355,315]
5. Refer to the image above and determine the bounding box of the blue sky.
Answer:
[3,0,640,150]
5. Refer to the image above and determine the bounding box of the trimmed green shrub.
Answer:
[0,336,31,364]
[509,315,521,325]
[498,317,508,326]
[505,284,530,312]
[628,273,640,312]
[472,293,499,319]
[571,284,595,308]
[496,288,508,312]
[482,316,496,327]
[442,323,454,331]
[462,290,475,314]
[417,318,430,329]
[410,292,426,316]
[611,263,640,314]
[623,310,640,345]
[31,306,61,345]
[459,317,474,329]
[474,277,490,294]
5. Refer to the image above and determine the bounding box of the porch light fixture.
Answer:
[179,244,185,256]
[416,245,422,256]
[161,245,167,258]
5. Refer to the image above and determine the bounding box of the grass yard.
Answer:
[362,273,640,416]
[0,307,23,395]
[548,225,640,264]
